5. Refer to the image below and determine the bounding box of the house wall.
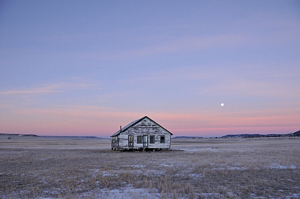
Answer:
[111,117,171,150]
[111,137,118,148]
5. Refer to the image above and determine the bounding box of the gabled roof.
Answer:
[111,116,173,137]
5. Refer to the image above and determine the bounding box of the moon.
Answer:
[221,103,224,107]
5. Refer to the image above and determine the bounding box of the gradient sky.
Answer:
[1,1,300,137]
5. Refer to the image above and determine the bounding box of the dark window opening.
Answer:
[137,136,143,144]
[160,136,165,143]
[128,135,134,142]
[150,135,155,144]
[128,135,134,147]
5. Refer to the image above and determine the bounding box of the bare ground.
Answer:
[1,136,300,198]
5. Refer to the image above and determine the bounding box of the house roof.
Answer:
[111,116,173,137]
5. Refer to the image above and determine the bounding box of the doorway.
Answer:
[143,135,148,147]
[128,135,134,147]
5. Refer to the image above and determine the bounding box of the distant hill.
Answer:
[0,133,38,137]
[174,130,300,139]
[221,134,262,138]
[221,130,300,138]
[173,136,204,139]
[292,130,300,136]
[40,136,108,139]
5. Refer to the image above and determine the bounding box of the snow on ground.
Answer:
[173,147,219,152]
[270,163,298,169]
[80,186,161,199]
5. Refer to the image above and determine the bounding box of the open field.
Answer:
[1,136,300,198]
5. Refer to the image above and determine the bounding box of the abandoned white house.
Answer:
[111,116,173,151]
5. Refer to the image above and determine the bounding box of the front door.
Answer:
[143,135,148,147]
[128,135,134,147]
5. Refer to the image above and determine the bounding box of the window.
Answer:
[128,135,134,142]
[137,136,143,144]
[150,135,155,144]
[160,136,165,143]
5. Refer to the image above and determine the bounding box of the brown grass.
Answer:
[0,136,300,198]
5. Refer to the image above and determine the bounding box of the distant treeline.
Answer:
[221,130,300,138]
[0,134,108,139]
[40,136,108,139]
[0,133,38,137]
[173,130,300,139]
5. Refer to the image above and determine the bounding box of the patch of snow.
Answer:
[175,147,218,152]
[188,173,202,179]
[285,193,300,199]
[82,186,161,199]
[101,171,116,176]
[160,163,172,167]
[90,169,119,177]
[293,193,300,198]
[144,169,165,176]
[122,165,145,168]
[290,164,297,169]
[90,169,101,172]
[270,163,297,169]
[209,163,247,171]
[227,166,247,170]
[197,192,224,198]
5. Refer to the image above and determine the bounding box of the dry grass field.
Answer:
[0,135,300,198]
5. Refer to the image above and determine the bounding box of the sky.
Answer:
[1,1,300,137]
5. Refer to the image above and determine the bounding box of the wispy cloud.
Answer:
[68,33,247,61]
[0,84,63,95]
[122,34,245,57]
[0,79,98,95]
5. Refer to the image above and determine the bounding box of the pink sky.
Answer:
[1,104,299,137]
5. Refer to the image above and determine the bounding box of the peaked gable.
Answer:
[111,116,172,137]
